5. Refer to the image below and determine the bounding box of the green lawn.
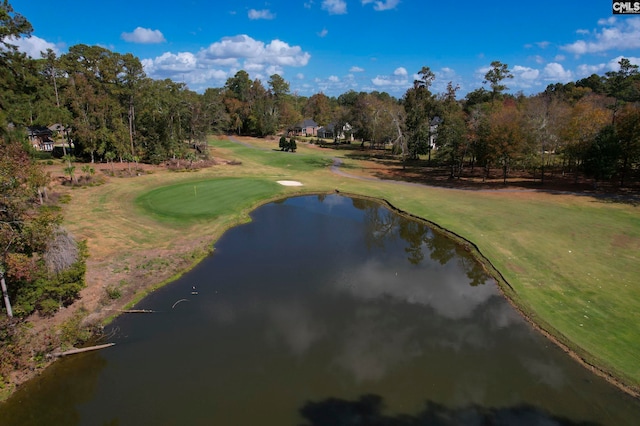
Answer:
[135,177,284,223]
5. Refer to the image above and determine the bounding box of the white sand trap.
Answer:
[277,180,303,186]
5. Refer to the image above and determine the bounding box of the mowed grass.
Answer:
[211,138,334,172]
[61,136,640,394]
[135,177,284,223]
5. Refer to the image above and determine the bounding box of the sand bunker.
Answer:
[277,180,303,186]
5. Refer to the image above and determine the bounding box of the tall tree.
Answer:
[0,0,35,128]
[304,92,332,126]
[559,94,610,178]
[40,48,60,108]
[434,82,467,178]
[202,87,230,135]
[483,61,513,100]
[486,99,529,183]
[223,71,252,134]
[268,74,290,131]
[119,53,146,158]
[403,66,438,160]
[615,104,640,187]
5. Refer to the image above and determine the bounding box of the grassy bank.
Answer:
[58,136,639,395]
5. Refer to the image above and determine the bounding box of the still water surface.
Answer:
[2,194,640,425]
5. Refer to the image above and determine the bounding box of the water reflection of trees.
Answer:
[353,198,488,286]
[299,394,598,426]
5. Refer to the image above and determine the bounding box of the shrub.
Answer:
[105,285,121,300]
[37,299,60,317]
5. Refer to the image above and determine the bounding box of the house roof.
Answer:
[48,123,66,132]
[295,119,318,128]
[27,126,53,137]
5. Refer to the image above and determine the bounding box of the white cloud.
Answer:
[322,0,347,14]
[142,51,198,74]
[200,34,263,59]
[576,63,606,77]
[350,66,365,72]
[318,28,328,37]
[187,68,229,85]
[8,35,59,58]
[362,0,401,11]
[248,9,275,20]
[598,17,617,26]
[513,65,540,81]
[561,17,640,55]
[260,39,312,66]
[198,35,310,67]
[437,67,456,79]
[244,62,265,72]
[393,67,408,76]
[121,27,166,44]
[141,51,230,89]
[328,75,340,82]
[296,73,305,80]
[372,67,410,87]
[142,34,310,92]
[530,55,545,64]
[542,63,572,82]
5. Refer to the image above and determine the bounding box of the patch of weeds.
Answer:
[59,308,92,347]
[112,264,130,274]
[58,194,72,204]
[137,257,170,271]
[105,285,121,300]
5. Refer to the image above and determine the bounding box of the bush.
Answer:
[37,298,60,317]
[279,135,288,151]
[105,285,121,300]
[59,309,92,346]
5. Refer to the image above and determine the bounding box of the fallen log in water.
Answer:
[50,343,116,358]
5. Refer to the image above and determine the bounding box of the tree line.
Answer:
[2,4,639,185]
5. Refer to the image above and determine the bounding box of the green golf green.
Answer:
[135,177,283,222]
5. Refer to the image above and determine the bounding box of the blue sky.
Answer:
[9,0,640,98]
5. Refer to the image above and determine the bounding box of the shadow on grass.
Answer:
[298,394,599,426]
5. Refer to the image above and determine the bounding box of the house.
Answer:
[27,126,54,151]
[317,122,354,141]
[289,119,319,137]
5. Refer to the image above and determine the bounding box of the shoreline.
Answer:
[2,142,638,403]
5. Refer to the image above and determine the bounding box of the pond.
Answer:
[1,194,639,425]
